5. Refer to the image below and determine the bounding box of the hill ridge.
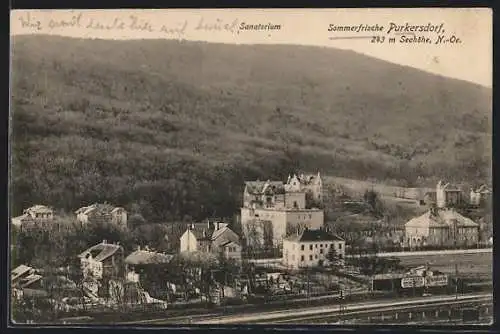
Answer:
[9,35,492,221]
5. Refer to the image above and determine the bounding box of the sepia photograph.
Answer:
[8,8,492,326]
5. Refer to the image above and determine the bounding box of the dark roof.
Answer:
[245,181,285,195]
[125,250,174,265]
[186,223,215,240]
[220,240,241,247]
[286,229,344,242]
[297,174,317,185]
[78,242,122,262]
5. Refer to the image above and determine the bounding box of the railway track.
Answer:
[194,293,492,324]
[263,296,492,324]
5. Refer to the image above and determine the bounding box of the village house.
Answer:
[241,179,324,248]
[179,221,242,261]
[11,265,42,289]
[405,206,479,249]
[11,205,55,229]
[78,240,125,280]
[125,247,174,283]
[75,203,128,226]
[421,181,465,208]
[282,228,345,269]
[469,184,491,206]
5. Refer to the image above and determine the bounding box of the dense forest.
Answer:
[10,35,492,222]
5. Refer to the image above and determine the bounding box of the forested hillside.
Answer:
[10,35,492,221]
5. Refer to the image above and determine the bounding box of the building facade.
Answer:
[405,207,479,248]
[179,222,242,261]
[75,203,128,227]
[469,184,491,206]
[241,207,324,248]
[78,240,125,280]
[241,175,325,249]
[436,180,463,208]
[12,205,55,229]
[286,172,323,203]
[282,229,345,269]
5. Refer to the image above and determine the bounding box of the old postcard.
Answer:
[9,8,492,326]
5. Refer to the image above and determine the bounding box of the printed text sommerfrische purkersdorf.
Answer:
[327,22,462,45]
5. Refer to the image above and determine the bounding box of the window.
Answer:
[338,243,342,250]
[309,214,312,219]
[320,249,323,254]
[293,201,298,208]
[301,245,305,251]
[315,244,318,248]
[315,255,318,259]
[301,255,304,262]
[309,245,313,251]
[309,255,313,261]
[320,244,323,248]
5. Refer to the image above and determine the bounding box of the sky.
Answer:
[10,8,492,87]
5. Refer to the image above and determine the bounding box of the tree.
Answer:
[326,246,342,270]
[363,189,385,218]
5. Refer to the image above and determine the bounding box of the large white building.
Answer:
[282,229,345,269]
[241,178,324,249]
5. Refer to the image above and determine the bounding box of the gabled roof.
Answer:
[125,250,174,265]
[405,209,478,228]
[18,274,43,288]
[437,180,461,192]
[25,205,53,213]
[78,242,122,262]
[211,226,240,242]
[185,223,215,240]
[111,207,126,213]
[75,203,116,215]
[11,215,31,226]
[285,229,344,242]
[220,240,240,248]
[11,265,33,281]
[297,173,320,185]
[473,184,491,194]
[245,181,285,195]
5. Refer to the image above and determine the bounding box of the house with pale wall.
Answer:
[469,184,491,206]
[241,178,324,249]
[282,228,345,269]
[422,181,465,208]
[11,205,55,229]
[125,247,174,283]
[78,240,125,280]
[286,172,323,203]
[75,203,127,227]
[179,221,242,261]
[405,206,479,249]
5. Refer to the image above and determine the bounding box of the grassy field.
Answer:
[398,252,492,279]
[324,176,435,200]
